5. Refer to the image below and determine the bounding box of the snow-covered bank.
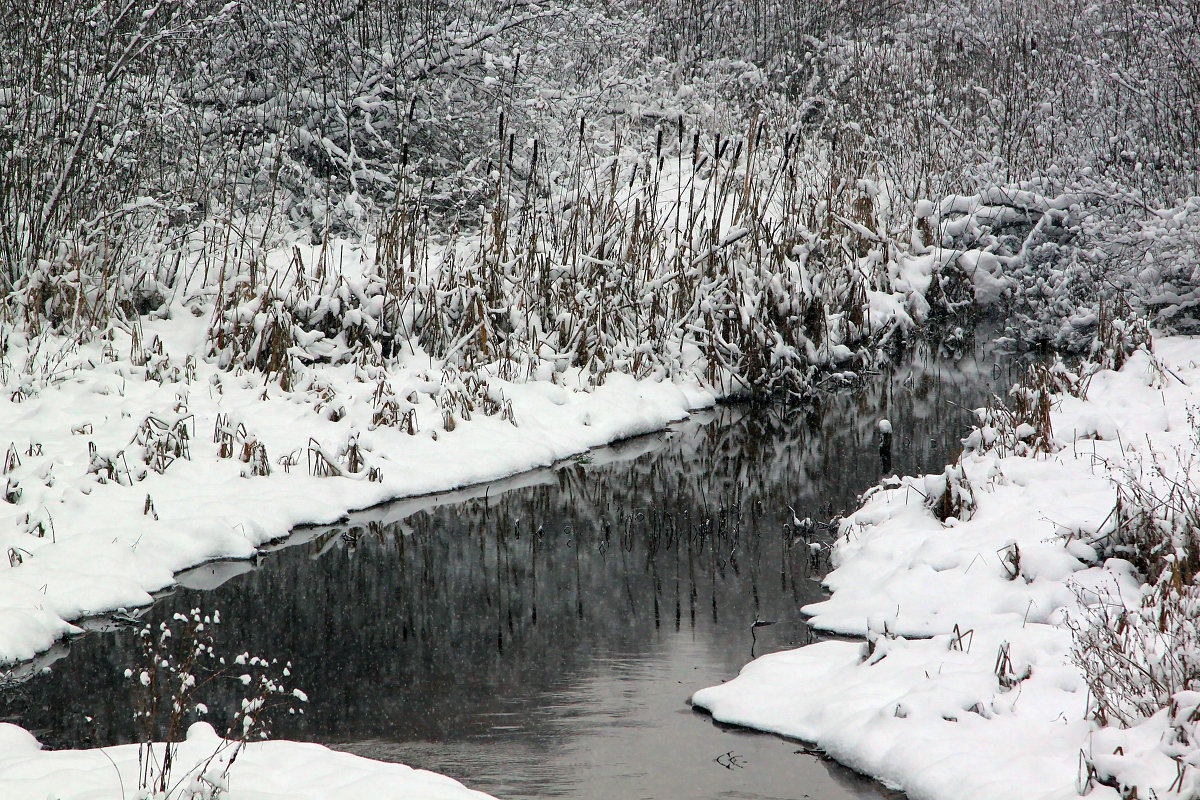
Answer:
[0,721,495,799]
[0,296,720,666]
[693,335,1200,799]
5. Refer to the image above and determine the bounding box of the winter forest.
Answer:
[2,0,1200,798]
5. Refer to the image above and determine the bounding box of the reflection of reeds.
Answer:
[301,352,986,648]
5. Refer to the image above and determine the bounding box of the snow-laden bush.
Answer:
[126,607,306,798]
[1071,569,1200,797]
[916,176,1189,360]
[923,460,976,523]
[1073,575,1200,730]
[0,0,237,290]
[961,361,1078,459]
[1070,442,1200,794]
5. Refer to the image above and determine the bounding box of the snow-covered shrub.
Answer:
[369,375,418,434]
[1072,576,1200,799]
[5,208,174,340]
[1099,459,1200,587]
[212,414,247,461]
[1135,199,1200,334]
[210,413,271,477]
[1004,364,1062,451]
[126,608,305,797]
[304,376,347,423]
[1070,456,1200,793]
[86,442,136,486]
[999,225,1103,352]
[132,413,194,475]
[306,434,381,482]
[238,438,271,478]
[930,178,1184,362]
[0,0,235,292]
[196,126,918,401]
[1072,576,1200,731]
[207,276,303,390]
[434,367,515,429]
[1088,300,1154,377]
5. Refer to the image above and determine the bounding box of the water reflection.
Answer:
[1,338,1009,800]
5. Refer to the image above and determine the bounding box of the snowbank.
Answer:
[693,335,1200,799]
[0,721,495,799]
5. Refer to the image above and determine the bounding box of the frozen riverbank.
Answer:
[694,334,1200,799]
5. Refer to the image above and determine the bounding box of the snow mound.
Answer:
[0,725,496,800]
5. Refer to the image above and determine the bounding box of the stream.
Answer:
[0,337,1015,800]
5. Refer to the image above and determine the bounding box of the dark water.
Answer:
[0,338,1012,800]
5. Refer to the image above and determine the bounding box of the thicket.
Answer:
[3,0,1199,365]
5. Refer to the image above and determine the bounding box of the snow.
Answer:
[0,721,496,799]
[693,334,1200,800]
